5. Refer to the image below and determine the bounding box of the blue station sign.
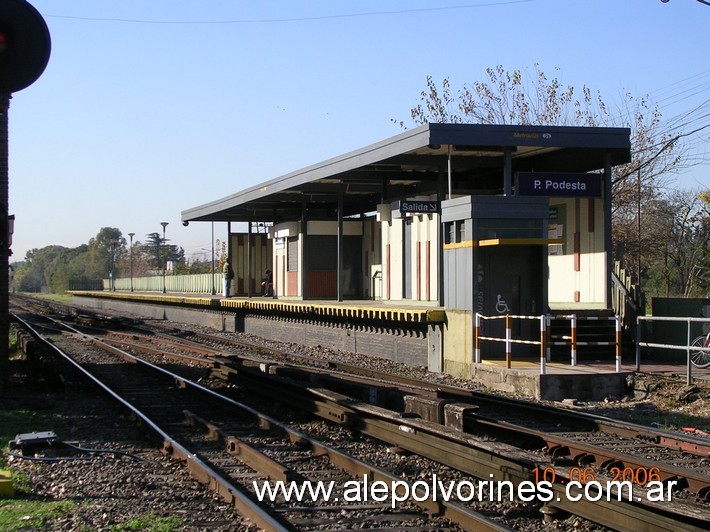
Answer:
[518,172,602,198]
[400,200,439,214]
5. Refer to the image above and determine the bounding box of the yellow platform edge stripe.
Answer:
[68,291,447,324]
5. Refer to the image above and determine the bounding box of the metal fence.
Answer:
[475,313,623,375]
[636,316,710,384]
[475,313,548,374]
[105,273,223,294]
[547,314,622,371]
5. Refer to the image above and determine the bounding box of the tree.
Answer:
[11,226,193,293]
[14,245,74,292]
[173,256,211,275]
[215,239,228,271]
[404,66,602,127]
[13,228,125,292]
[143,232,184,273]
[88,227,126,281]
[644,189,709,298]
[116,239,153,278]
[44,245,85,292]
[144,232,163,270]
[697,191,710,296]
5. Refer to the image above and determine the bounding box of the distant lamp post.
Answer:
[160,222,168,293]
[201,242,216,295]
[109,241,117,291]
[211,221,216,295]
[128,232,135,292]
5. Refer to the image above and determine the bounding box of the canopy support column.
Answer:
[337,190,344,302]
[301,200,308,299]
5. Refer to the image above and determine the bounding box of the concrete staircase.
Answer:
[547,309,619,363]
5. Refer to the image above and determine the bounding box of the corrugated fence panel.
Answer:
[107,274,223,294]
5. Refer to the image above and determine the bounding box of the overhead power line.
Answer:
[617,122,710,184]
[46,1,534,25]
[661,0,710,5]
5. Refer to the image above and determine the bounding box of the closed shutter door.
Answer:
[287,237,298,272]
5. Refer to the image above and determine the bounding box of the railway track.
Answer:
[11,310,511,531]
[9,296,710,529]
[94,320,710,505]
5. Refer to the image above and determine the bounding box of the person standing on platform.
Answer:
[261,269,273,296]
[223,257,234,297]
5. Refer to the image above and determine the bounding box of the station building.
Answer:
[181,123,631,381]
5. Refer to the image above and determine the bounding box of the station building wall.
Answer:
[441,309,473,379]
[548,197,607,308]
[271,220,373,299]
[362,217,382,300]
[265,194,607,310]
[267,205,440,304]
[228,233,271,296]
[380,204,440,303]
[272,222,300,298]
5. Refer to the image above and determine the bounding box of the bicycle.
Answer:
[690,331,710,368]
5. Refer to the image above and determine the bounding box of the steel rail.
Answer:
[51,314,710,501]
[13,308,708,530]
[213,359,709,531]
[244,358,710,498]
[215,347,710,459]
[102,324,710,501]
[13,313,510,532]
[135,322,710,460]
[465,412,710,498]
[11,313,288,532]
[269,353,710,458]
[105,331,223,357]
[99,335,214,367]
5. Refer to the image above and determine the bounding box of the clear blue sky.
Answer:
[8,0,709,263]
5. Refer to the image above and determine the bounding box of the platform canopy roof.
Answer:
[182,123,631,224]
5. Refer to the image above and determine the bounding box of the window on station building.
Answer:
[444,221,466,245]
[444,222,454,245]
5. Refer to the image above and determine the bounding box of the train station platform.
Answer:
[68,291,445,322]
[468,359,629,402]
[69,290,444,374]
[472,359,709,400]
[66,290,694,401]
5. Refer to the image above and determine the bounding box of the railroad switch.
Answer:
[9,431,60,454]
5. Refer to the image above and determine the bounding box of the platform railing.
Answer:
[636,316,710,385]
[475,313,623,375]
[106,273,223,294]
[546,314,622,372]
[474,313,548,374]
[611,260,645,345]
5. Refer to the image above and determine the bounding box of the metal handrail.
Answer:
[475,313,623,375]
[636,316,710,385]
[548,314,622,372]
[475,313,548,374]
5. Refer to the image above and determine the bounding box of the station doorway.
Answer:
[476,244,544,356]
[442,195,551,358]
